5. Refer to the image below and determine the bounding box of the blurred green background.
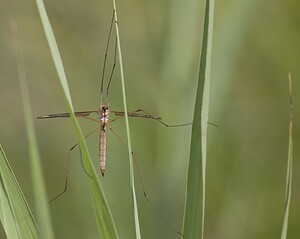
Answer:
[1,0,300,238]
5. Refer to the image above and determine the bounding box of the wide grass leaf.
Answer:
[182,0,214,238]
[0,145,39,239]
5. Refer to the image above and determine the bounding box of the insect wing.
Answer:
[37,110,98,119]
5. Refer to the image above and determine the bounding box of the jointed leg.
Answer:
[49,125,100,203]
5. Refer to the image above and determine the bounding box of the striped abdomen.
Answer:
[100,127,106,177]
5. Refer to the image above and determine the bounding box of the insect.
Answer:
[37,11,192,202]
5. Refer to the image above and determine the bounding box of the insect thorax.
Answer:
[98,105,109,125]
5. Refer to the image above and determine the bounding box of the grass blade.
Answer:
[11,19,54,239]
[280,74,294,239]
[182,0,214,238]
[0,145,39,239]
[34,1,118,238]
[111,1,141,238]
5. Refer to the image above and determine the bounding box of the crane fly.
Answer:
[37,10,192,202]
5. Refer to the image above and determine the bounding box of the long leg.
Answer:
[100,10,117,106]
[106,35,117,100]
[107,126,182,236]
[100,10,115,105]
[49,125,101,203]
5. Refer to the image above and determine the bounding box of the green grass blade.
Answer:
[111,1,141,238]
[34,1,118,238]
[280,74,294,239]
[0,145,39,239]
[182,0,214,238]
[11,19,54,239]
